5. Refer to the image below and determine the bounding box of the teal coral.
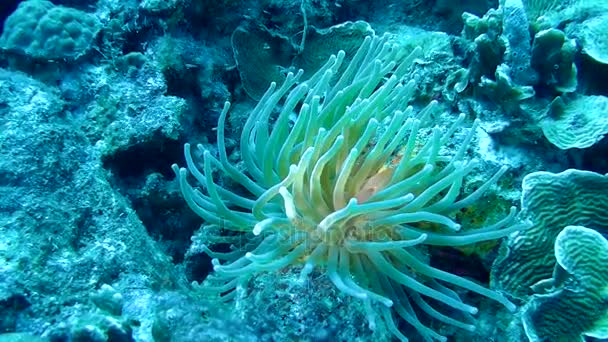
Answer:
[492,169,608,299]
[232,20,375,100]
[522,225,608,341]
[173,35,527,341]
[530,28,577,93]
[0,0,101,60]
[581,14,608,65]
[501,0,537,86]
[540,95,608,149]
[231,23,293,100]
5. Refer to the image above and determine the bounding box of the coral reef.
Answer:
[1,0,608,341]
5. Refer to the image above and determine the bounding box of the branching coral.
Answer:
[172,34,527,341]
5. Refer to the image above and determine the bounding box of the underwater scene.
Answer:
[1,0,608,341]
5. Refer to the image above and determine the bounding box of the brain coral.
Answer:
[0,0,101,60]
[492,169,608,298]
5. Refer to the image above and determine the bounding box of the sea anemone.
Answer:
[172,34,526,341]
